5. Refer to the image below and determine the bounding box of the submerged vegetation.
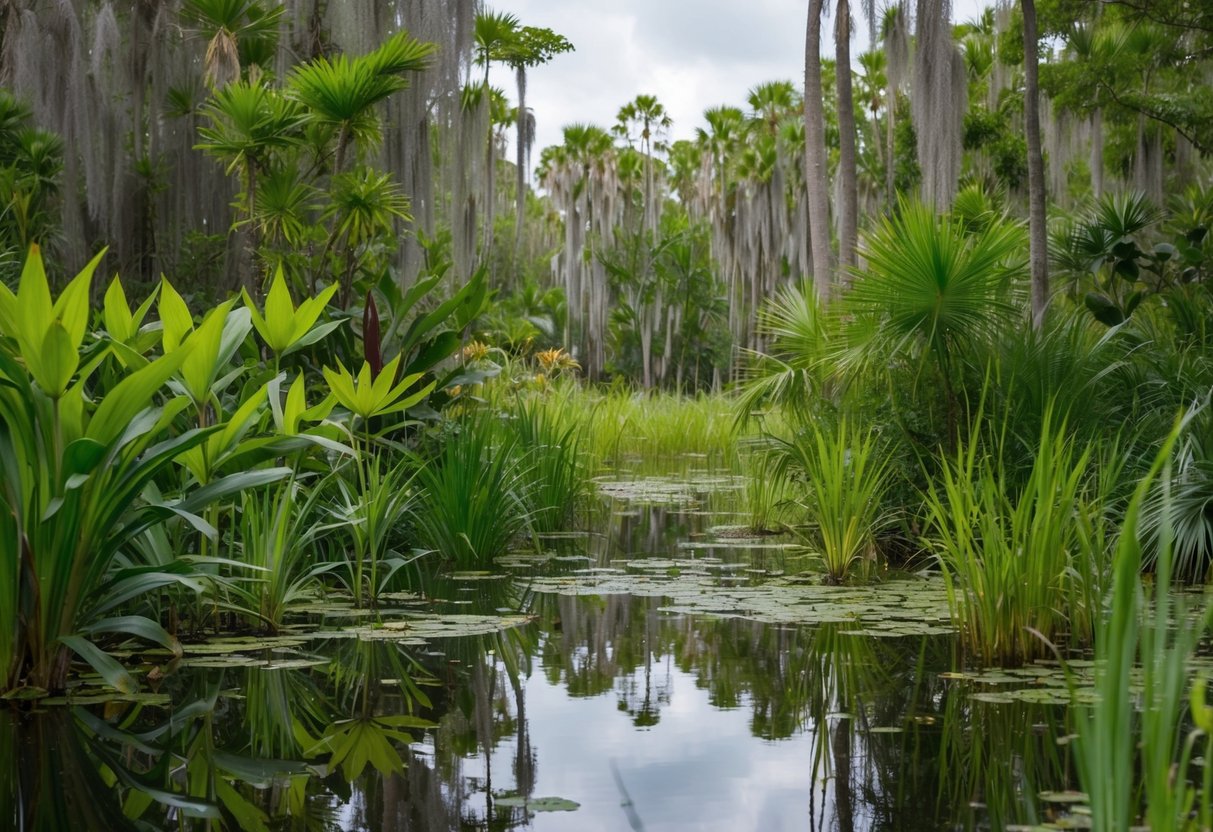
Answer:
[0,0,1212,828]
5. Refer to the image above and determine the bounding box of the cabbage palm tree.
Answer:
[288,30,435,175]
[617,94,672,235]
[835,0,858,272]
[1023,0,1049,328]
[181,0,284,88]
[804,0,832,296]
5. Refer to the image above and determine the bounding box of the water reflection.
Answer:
[1,489,1083,831]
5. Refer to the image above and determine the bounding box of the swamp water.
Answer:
[4,472,1100,831]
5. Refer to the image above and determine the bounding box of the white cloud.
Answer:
[491,0,992,158]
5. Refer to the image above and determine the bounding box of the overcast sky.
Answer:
[491,0,991,160]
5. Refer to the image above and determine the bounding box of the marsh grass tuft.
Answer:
[923,410,1104,665]
[775,418,893,583]
[511,397,589,534]
[413,413,533,568]
[1073,415,1213,830]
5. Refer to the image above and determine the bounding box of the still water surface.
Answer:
[3,475,1081,830]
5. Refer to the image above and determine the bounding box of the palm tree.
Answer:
[288,31,435,176]
[883,2,911,210]
[834,0,859,273]
[616,94,672,235]
[473,11,521,266]
[502,25,574,254]
[913,0,966,211]
[805,0,833,297]
[1023,0,1049,328]
[181,0,284,88]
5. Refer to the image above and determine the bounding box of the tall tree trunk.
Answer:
[514,65,528,256]
[804,0,832,298]
[1023,0,1049,328]
[885,95,897,210]
[835,0,858,275]
[1090,108,1103,198]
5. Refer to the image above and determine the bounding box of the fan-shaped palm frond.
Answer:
[840,199,1026,381]
[288,31,435,171]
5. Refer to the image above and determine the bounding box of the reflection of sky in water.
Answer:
[461,645,832,832]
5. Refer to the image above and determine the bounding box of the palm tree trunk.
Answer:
[1023,0,1049,328]
[835,0,858,275]
[1090,108,1103,198]
[804,0,832,298]
[514,65,528,255]
[885,98,897,210]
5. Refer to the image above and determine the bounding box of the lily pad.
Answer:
[494,796,580,812]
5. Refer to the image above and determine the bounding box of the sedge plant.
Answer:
[923,409,1103,666]
[412,412,533,568]
[774,418,893,583]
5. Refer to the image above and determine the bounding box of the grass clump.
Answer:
[511,397,589,534]
[775,418,893,584]
[923,411,1104,665]
[412,414,532,568]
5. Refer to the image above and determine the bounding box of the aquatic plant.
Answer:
[924,410,1103,665]
[229,476,326,631]
[1074,416,1213,830]
[511,397,588,534]
[0,248,288,694]
[413,413,533,567]
[740,450,795,533]
[775,418,893,583]
[319,451,422,606]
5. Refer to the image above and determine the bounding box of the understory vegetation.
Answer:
[1,0,1212,829]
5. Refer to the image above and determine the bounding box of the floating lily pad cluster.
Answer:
[528,560,955,637]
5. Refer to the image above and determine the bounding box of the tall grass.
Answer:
[1075,416,1213,830]
[564,386,759,470]
[740,450,795,533]
[511,398,589,534]
[775,419,893,583]
[924,411,1104,665]
[412,414,533,568]
[229,478,324,632]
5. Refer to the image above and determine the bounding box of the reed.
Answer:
[923,411,1103,665]
[412,413,533,567]
[775,418,893,583]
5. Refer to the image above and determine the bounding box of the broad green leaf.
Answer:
[87,350,190,447]
[158,277,194,352]
[15,243,53,351]
[36,322,79,396]
[104,277,135,342]
[60,634,137,694]
[53,247,105,348]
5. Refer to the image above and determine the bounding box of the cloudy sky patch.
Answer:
[490,0,989,159]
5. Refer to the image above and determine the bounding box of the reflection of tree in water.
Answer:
[0,599,1080,831]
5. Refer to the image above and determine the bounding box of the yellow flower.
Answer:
[462,340,490,362]
[535,347,580,374]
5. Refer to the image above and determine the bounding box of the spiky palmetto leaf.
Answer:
[288,31,434,164]
[196,81,305,175]
[323,168,410,250]
[249,163,318,247]
[839,200,1026,380]
[736,283,836,421]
